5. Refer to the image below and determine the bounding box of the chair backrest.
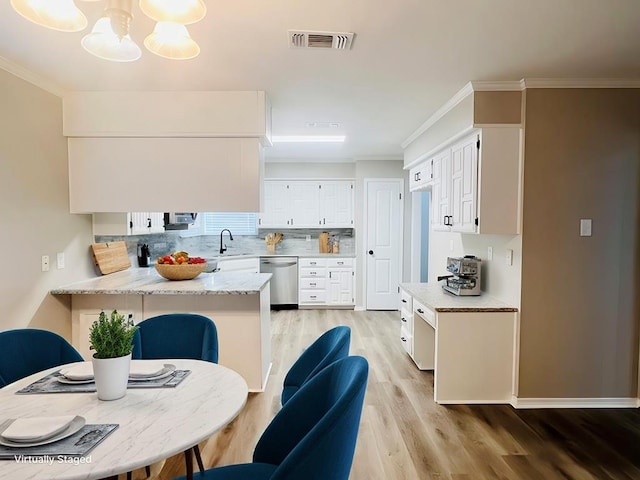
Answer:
[255,355,368,480]
[0,329,83,388]
[132,314,218,363]
[281,325,351,405]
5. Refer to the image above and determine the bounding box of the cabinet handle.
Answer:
[291,218,294,225]
[310,282,316,286]
[147,218,151,228]
[417,308,424,314]
[323,218,325,224]
[310,271,316,275]
[401,299,407,303]
[401,337,406,342]
[329,272,332,279]
[401,317,407,323]
[310,261,316,265]
[337,261,344,265]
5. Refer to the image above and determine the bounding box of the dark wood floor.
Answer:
[126,309,640,480]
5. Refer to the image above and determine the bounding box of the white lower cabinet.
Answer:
[299,257,354,307]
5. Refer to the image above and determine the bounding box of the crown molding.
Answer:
[354,155,403,162]
[401,82,474,149]
[522,78,640,89]
[0,55,66,98]
[469,80,525,91]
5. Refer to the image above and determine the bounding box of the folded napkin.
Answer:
[59,362,94,381]
[129,361,166,378]
[2,415,76,442]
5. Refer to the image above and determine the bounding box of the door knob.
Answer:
[368,250,374,255]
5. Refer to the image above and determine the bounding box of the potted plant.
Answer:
[89,310,138,401]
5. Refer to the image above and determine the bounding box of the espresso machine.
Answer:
[438,255,481,296]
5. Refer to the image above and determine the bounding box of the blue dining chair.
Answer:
[173,355,369,480]
[281,325,351,405]
[0,328,83,388]
[131,313,219,479]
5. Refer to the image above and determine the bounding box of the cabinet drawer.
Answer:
[299,290,326,304]
[299,267,326,278]
[299,258,327,268]
[413,300,436,328]
[400,326,413,356]
[400,307,413,333]
[400,289,412,311]
[300,278,326,290]
[326,258,353,268]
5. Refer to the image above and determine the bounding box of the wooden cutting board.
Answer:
[91,241,131,275]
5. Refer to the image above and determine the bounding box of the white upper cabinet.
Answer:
[409,161,432,192]
[93,212,165,236]
[319,181,354,227]
[424,127,521,235]
[260,180,354,229]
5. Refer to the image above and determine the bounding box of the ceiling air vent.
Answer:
[288,30,355,50]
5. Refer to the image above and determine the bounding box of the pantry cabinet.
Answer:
[260,180,354,229]
[299,257,354,307]
[93,212,165,236]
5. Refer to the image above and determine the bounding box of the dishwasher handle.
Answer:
[261,260,298,267]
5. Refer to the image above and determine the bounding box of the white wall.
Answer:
[265,162,355,179]
[428,231,522,307]
[0,69,95,339]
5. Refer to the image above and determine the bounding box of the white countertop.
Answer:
[400,283,518,312]
[51,268,271,295]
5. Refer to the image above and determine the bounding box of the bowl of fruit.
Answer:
[155,251,207,281]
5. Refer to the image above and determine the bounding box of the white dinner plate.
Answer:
[0,416,86,448]
[56,376,95,385]
[129,364,176,381]
[59,362,94,381]
[129,360,167,378]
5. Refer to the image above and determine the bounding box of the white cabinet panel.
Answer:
[299,257,354,307]
[409,161,431,192]
[93,212,165,236]
[261,180,354,229]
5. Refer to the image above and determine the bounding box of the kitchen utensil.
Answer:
[91,242,131,275]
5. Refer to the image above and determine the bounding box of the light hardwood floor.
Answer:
[126,309,640,480]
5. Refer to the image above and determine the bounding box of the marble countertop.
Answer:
[400,283,518,312]
[52,268,272,295]
[212,251,355,259]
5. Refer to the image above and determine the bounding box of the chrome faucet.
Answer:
[219,229,234,254]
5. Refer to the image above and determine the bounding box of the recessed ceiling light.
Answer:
[271,135,346,143]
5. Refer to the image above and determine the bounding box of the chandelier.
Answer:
[10,0,206,62]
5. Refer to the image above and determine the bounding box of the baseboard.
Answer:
[249,362,272,393]
[512,396,638,409]
[437,399,512,405]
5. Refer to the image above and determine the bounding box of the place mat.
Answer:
[16,370,191,395]
[0,423,118,459]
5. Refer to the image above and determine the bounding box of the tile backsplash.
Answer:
[95,228,354,263]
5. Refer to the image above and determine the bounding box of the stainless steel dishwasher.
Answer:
[260,257,298,309]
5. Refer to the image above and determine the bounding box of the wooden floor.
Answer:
[125,309,640,480]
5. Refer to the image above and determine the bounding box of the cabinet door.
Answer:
[130,212,151,235]
[261,181,290,228]
[327,268,354,305]
[450,135,478,233]
[431,149,451,231]
[148,212,165,233]
[409,161,431,192]
[290,182,320,228]
[320,181,354,227]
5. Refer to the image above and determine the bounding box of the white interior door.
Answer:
[366,179,403,310]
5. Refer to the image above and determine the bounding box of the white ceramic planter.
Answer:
[92,353,131,401]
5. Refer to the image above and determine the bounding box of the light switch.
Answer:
[580,219,592,237]
[57,252,65,269]
[487,246,493,261]
[505,249,513,266]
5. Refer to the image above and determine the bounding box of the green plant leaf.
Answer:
[88,309,138,359]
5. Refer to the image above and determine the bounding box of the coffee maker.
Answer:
[438,255,481,296]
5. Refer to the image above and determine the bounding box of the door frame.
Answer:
[362,178,405,310]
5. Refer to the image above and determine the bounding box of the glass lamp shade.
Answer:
[144,22,200,60]
[81,17,142,62]
[139,0,206,25]
[11,0,87,32]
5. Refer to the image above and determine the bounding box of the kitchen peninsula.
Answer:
[52,269,272,392]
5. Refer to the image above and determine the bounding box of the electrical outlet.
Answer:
[305,235,311,242]
[56,252,65,269]
[41,255,50,272]
[487,246,493,261]
[580,219,592,237]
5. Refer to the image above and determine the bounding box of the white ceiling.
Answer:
[1,0,639,162]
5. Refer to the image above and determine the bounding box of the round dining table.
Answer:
[0,359,248,480]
